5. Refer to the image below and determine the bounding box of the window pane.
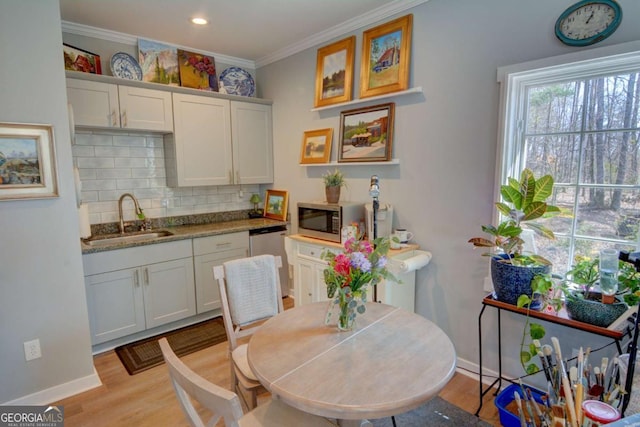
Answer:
[575,188,640,242]
[572,239,635,262]
[584,73,640,131]
[526,82,583,134]
[525,135,579,184]
[579,131,640,185]
[536,235,571,273]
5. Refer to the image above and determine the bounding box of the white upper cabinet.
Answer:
[166,93,233,187]
[165,94,273,187]
[231,101,273,185]
[66,78,173,132]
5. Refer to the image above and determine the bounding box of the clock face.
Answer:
[555,0,622,46]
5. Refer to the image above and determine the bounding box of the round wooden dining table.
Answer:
[247,302,457,427]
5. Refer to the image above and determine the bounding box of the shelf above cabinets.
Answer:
[310,87,423,112]
[301,159,400,167]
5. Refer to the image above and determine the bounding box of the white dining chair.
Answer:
[159,338,336,427]
[213,254,284,410]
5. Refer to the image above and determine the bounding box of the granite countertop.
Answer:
[81,218,287,254]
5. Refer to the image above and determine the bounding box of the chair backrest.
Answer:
[213,255,284,350]
[159,337,244,427]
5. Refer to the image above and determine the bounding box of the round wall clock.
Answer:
[555,0,622,47]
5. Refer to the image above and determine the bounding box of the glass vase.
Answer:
[337,294,356,332]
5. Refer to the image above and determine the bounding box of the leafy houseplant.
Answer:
[469,168,561,306]
[323,168,345,204]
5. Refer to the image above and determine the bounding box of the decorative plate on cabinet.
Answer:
[219,66,255,97]
[110,52,143,80]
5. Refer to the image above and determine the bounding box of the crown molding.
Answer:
[61,21,256,70]
[255,0,429,68]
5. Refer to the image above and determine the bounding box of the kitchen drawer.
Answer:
[297,243,337,260]
[193,231,249,256]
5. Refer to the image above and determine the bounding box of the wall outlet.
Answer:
[24,339,42,361]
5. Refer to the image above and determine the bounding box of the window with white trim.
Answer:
[498,47,640,274]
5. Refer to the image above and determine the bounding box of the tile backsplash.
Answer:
[73,131,258,225]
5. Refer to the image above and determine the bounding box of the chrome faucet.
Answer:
[118,193,144,234]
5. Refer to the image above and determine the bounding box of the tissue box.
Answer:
[495,383,545,427]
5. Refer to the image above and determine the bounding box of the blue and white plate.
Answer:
[110,52,143,81]
[219,67,255,97]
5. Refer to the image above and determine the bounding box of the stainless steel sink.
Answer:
[82,230,174,247]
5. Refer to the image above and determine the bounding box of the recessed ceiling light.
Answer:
[190,17,208,25]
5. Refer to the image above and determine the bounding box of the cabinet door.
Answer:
[143,258,196,329]
[66,79,120,128]
[85,268,145,345]
[313,263,330,303]
[231,101,273,184]
[117,86,173,132]
[295,258,315,306]
[194,247,248,313]
[171,93,232,186]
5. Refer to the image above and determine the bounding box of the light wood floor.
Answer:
[53,298,501,426]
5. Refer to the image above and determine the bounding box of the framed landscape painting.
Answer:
[338,103,395,163]
[138,38,179,85]
[0,123,58,200]
[360,14,413,98]
[300,128,333,164]
[264,190,289,221]
[314,36,355,108]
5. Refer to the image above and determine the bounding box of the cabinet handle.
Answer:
[134,270,140,287]
[111,109,117,127]
[228,170,233,185]
[144,268,149,285]
[216,242,231,248]
[121,110,127,127]
[236,171,240,185]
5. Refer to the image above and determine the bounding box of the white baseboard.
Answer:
[455,356,500,386]
[2,367,102,405]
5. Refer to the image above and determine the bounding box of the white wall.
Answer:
[259,0,640,385]
[0,1,97,403]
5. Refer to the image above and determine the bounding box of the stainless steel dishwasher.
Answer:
[249,225,289,296]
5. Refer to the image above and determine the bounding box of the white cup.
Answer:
[394,228,413,243]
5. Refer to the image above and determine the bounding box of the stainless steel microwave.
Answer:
[297,201,364,243]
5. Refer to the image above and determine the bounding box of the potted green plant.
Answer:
[469,168,561,307]
[562,255,639,327]
[248,194,263,218]
[323,168,345,204]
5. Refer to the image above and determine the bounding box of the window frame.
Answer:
[496,41,640,270]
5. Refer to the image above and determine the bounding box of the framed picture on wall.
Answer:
[314,36,355,108]
[300,128,333,164]
[264,189,289,222]
[338,103,394,163]
[63,43,102,74]
[0,123,58,200]
[359,14,413,98]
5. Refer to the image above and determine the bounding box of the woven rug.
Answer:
[115,317,227,375]
[371,397,492,427]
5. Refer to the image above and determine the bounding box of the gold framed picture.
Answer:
[264,189,289,222]
[359,14,413,99]
[0,123,58,200]
[314,36,355,108]
[338,103,394,163]
[300,128,333,164]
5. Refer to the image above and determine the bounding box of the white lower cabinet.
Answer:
[193,231,249,313]
[83,240,195,345]
[285,236,417,310]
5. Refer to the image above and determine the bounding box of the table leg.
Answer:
[337,420,372,427]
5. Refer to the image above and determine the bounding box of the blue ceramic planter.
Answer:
[565,292,628,327]
[491,254,550,310]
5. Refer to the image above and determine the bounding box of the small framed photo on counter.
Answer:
[264,189,289,222]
